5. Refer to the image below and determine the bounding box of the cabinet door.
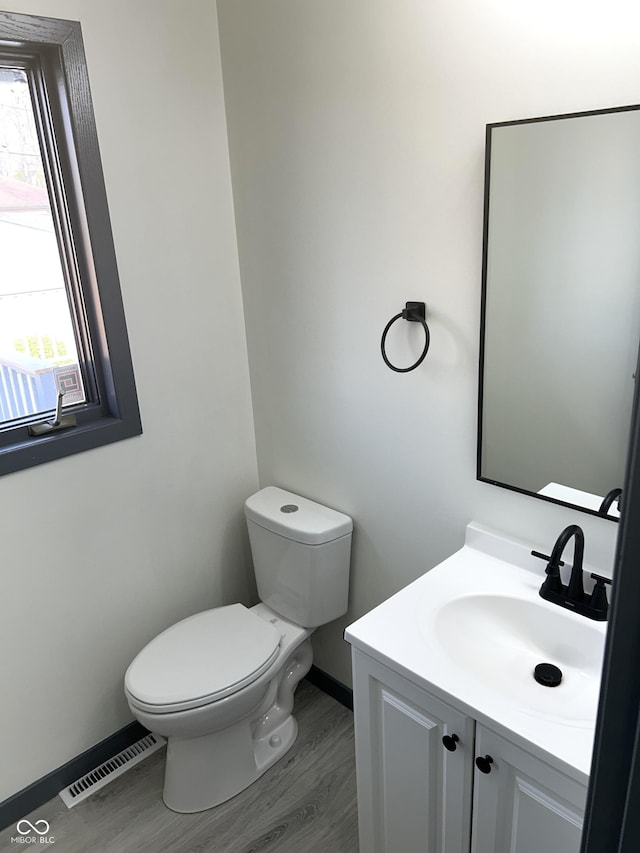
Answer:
[472,725,587,853]
[352,649,475,853]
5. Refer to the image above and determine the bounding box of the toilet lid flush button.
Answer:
[280,504,299,513]
[269,735,282,748]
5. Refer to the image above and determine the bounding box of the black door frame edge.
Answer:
[582,349,640,853]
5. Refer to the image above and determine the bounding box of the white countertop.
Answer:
[539,482,620,518]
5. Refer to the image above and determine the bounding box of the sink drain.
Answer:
[534,662,562,687]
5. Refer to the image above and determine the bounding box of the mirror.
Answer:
[478,104,640,519]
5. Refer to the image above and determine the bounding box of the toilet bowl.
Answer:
[126,603,313,812]
[124,487,352,813]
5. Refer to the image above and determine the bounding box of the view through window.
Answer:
[0,66,85,427]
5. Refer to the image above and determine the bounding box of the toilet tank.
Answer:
[244,487,353,628]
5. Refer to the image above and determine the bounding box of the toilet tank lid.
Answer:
[244,486,352,545]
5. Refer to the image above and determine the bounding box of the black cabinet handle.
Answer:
[475,755,494,774]
[442,734,459,752]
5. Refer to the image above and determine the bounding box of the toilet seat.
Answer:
[125,604,281,714]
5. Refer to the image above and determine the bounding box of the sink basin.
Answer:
[429,593,605,725]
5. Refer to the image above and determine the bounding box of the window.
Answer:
[0,12,141,475]
[0,67,87,421]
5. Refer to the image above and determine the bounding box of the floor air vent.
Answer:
[59,733,166,808]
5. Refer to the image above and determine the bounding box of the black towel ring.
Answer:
[380,301,430,373]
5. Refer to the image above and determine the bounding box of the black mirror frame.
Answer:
[477,103,640,521]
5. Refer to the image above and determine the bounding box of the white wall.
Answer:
[217,0,637,685]
[0,1,258,802]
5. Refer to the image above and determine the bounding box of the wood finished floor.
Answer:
[0,681,358,853]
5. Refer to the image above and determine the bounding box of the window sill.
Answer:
[0,412,142,476]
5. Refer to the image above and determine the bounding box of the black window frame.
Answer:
[0,10,141,475]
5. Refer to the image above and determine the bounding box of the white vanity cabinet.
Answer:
[352,650,475,853]
[471,725,586,853]
[352,649,587,853]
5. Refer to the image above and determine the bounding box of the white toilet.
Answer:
[124,486,352,813]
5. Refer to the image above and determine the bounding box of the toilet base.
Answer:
[162,714,298,813]
[161,637,313,813]
[254,713,297,776]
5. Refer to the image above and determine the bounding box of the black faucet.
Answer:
[532,525,611,621]
[599,488,622,516]
[546,524,585,603]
